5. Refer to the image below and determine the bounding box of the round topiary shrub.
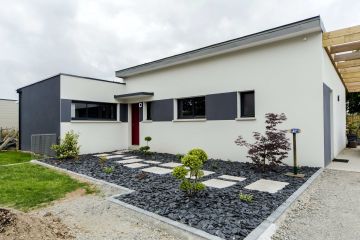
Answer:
[188,148,208,163]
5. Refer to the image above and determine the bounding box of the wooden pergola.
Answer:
[323,25,360,92]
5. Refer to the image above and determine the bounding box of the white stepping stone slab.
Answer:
[124,163,149,169]
[121,156,137,159]
[160,162,183,168]
[244,179,289,194]
[142,167,173,175]
[116,159,143,164]
[106,154,124,159]
[114,150,129,154]
[186,170,214,179]
[94,153,110,157]
[202,179,237,189]
[218,175,246,182]
[143,160,161,164]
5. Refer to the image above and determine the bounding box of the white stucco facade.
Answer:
[0,99,18,129]
[49,21,346,167]
[59,75,128,154]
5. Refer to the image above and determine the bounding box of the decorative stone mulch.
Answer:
[42,151,318,240]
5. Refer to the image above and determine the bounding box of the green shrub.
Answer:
[99,156,107,166]
[239,193,253,203]
[103,166,114,174]
[172,148,208,196]
[140,136,152,155]
[175,153,184,161]
[51,131,80,159]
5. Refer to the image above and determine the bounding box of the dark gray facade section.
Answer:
[18,75,60,151]
[60,99,72,122]
[151,99,173,121]
[323,83,332,166]
[120,104,128,122]
[205,92,237,120]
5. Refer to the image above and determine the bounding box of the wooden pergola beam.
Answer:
[334,51,360,62]
[330,41,360,54]
[337,59,360,69]
[343,77,360,83]
[323,25,360,47]
[342,72,360,79]
[339,66,360,73]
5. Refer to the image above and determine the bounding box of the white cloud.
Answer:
[0,0,359,99]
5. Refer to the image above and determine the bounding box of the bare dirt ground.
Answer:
[32,182,197,240]
[272,169,360,240]
[0,208,73,240]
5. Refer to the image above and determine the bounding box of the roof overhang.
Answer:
[116,16,323,78]
[323,25,360,92]
[114,92,154,100]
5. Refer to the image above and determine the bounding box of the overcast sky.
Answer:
[0,0,359,100]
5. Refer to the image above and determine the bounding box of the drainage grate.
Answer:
[31,134,57,156]
[333,158,349,163]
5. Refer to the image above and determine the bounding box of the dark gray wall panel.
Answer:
[18,76,60,151]
[120,104,128,122]
[60,99,72,122]
[152,99,173,121]
[205,92,237,120]
[323,84,332,166]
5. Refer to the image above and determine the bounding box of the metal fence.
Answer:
[31,134,57,156]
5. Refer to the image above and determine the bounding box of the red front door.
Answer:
[131,103,140,145]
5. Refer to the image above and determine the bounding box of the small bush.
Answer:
[175,153,184,161]
[140,136,152,155]
[103,166,114,174]
[99,156,107,166]
[172,148,208,196]
[51,131,80,159]
[239,193,253,203]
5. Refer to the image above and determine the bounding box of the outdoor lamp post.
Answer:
[286,128,305,178]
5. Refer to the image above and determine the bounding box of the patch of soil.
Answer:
[0,208,73,240]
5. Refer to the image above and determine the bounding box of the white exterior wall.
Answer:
[125,33,326,167]
[0,100,18,129]
[321,50,347,158]
[60,75,128,154]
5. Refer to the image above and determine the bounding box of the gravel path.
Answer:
[272,169,360,240]
[33,179,202,240]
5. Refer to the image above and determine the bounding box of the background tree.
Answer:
[347,92,360,114]
[235,113,291,171]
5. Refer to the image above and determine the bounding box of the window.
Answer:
[72,101,117,120]
[178,97,205,119]
[146,102,152,120]
[240,91,255,117]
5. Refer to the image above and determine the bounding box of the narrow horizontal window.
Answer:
[72,101,117,121]
[178,97,205,119]
[146,102,152,120]
[240,91,255,118]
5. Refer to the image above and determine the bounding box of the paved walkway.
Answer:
[328,147,360,172]
[272,169,360,240]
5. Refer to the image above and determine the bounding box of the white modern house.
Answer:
[18,16,355,167]
[0,99,18,130]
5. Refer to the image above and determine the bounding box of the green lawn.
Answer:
[0,151,36,165]
[0,151,96,211]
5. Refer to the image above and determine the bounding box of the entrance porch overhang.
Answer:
[114,92,154,101]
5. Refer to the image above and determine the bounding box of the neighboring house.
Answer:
[0,99,18,130]
[17,16,352,167]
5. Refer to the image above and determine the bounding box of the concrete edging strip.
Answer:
[31,160,323,240]
[244,167,324,240]
[31,160,222,240]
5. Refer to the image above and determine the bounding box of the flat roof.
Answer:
[116,16,324,78]
[17,73,125,92]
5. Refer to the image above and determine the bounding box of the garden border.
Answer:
[31,160,323,240]
[244,167,324,240]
